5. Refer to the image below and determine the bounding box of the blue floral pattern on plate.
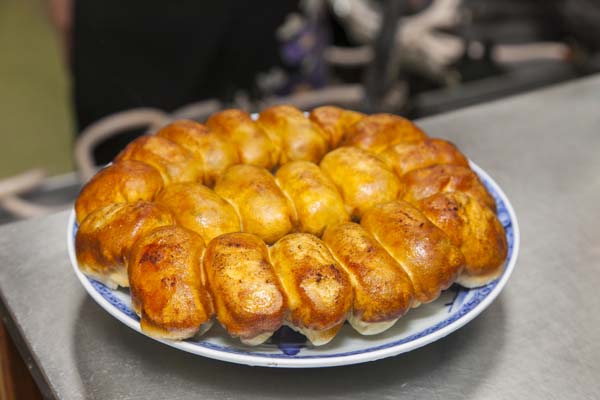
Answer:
[69,162,518,366]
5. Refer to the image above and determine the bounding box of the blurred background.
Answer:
[1,0,600,226]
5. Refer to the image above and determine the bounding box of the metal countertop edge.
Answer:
[0,289,58,399]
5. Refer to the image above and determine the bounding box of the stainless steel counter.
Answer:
[1,76,599,399]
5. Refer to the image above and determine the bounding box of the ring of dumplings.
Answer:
[75,105,508,346]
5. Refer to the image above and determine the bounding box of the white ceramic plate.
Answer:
[67,161,519,368]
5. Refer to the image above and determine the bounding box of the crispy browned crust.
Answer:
[156,120,239,187]
[323,222,414,323]
[206,109,279,169]
[416,192,507,288]
[257,105,329,164]
[128,225,213,340]
[75,160,163,224]
[319,147,404,218]
[214,164,295,244]
[402,164,496,211]
[361,200,465,305]
[74,105,509,343]
[309,106,365,148]
[203,233,287,340]
[115,135,203,184]
[75,201,174,288]
[344,113,427,154]
[269,233,353,336]
[275,161,349,237]
[379,138,469,177]
[155,182,241,244]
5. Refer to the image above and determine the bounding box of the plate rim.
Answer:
[67,161,520,368]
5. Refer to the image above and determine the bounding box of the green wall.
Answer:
[0,0,74,179]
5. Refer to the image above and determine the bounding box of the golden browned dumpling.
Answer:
[206,109,279,169]
[75,201,174,289]
[257,105,329,164]
[378,138,469,177]
[309,106,365,148]
[323,222,414,334]
[319,146,404,218]
[75,160,163,224]
[402,164,496,211]
[156,120,239,187]
[203,233,287,345]
[269,233,353,346]
[275,161,349,236]
[417,192,507,288]
[128,225,214,340]
[361,200,464,306]
[155,182,241,244]
[214,164,295,244]
[115,135,203,184]
[344,113,427,154]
